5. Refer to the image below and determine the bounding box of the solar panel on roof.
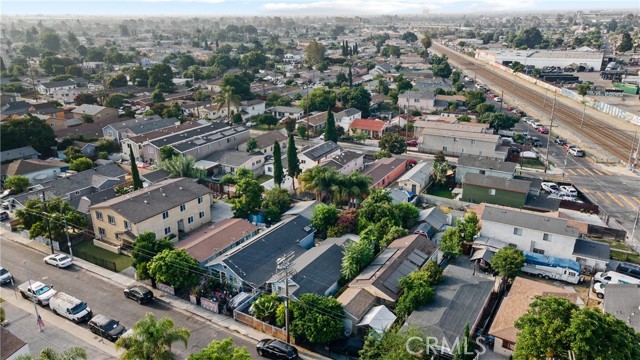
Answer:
[408,252,426,267]
[372,248,397,266]
[356,264,382,280]
[193,139,206,145]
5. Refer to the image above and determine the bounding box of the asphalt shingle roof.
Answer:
[301,141,341,162]
[572,238,610,260]
[457,154,517,174]
[463,173,530,194]
[481,204,579,237]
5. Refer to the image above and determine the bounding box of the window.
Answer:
[180,204,186,212]
[479,170,486,175]
[471,139,476,145]
[96,211,103,221]
[108,215,116,225]
[75,190,80,195]
[513,227,523,236]
[148,146,154,153]
[188,216,194,224]
[508,243,518,248]
[533,248,545,255]
[442,146,448,152]
[124,220,131,230]
[488,189,496,196]
[502,340,515,350]
[198,196,203,204]
[199,211,205,219]
[164,227,171,235]
[98,228,106,236]
[543,233,552,241]
[453,137,458,142]
[162,211,169,219]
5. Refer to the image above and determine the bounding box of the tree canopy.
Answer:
[1,114,57,154]
[379,133,407,154]
[305,41,326,66]
[491,247,525,280]
[16,197,87,245]
[131,232,175,280]
[115,313,190,360]
[148,249,203,289]
[290,293,344,344]
[299,88,336,113]
[187,338,251,360]
[4,175,30,193]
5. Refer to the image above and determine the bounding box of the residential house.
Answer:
[299,141,342,172]
[120,122,204,161]
[72,140,99,158]
[267,106,304,121]
[461,173,530,208]
[333,108,362,130]
[349,119,388,139]
[404,261,495,356]
[201,150,265,177]
[338,287,380,337]
[489,277,579,356]
[397,161,433,194]
[0,159,68,184]
[417,207,449,238]
[347,234,438,303]
[239,99,266,120]
[89,178,212,248]
[207,213,316,290]
[0,146,39,163]
[398,91,435,112]
[102,116,179,144]
[455,154,517,183]
[1,101,31,119]
[52,88,83,104]
[177,218,260,265]
[36,80,77,95]
[603,284,640,332]
[238,130,287,156]
[0,327,31,360]
[297,111,328,137]
[417,122,506,160]
[71,188,119,228]
[478,204,609,271]
[10,163,128,208]
[140,169,170,186]
[267,236,351,298]
[362,157,408,188]
[320,150,364,175]
[434,94,467,109]
[368,63,394,76]
[71,104,119,123]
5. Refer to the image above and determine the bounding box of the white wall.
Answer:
[480,220,576,259]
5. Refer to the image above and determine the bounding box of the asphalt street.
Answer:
[0,238,260,359]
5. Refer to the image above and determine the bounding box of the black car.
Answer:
[616,262,640,280]
[256,339,299,359]
[123,286,154,304]
[554,138,567,146]
[88,314,126,342]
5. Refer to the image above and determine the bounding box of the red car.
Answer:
[537,127,549,134]
[563,144,575,151]
[407,159,417,167]
[406,140,418,147]
[507,106,514,111]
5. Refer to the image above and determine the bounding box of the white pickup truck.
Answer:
[18,280,57,306]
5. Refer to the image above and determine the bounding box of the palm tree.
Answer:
[16,347,87,360]
[115,313,190,360]
[335,171,372,207]
[299,167,339,203]
[431,161,450,187]
[214,86,240,121]
[252,293,279,324]
[158,154,205,180]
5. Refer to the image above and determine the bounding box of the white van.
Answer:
[49,292,92,323]
[594,271,640,285]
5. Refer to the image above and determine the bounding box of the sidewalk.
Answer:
[0,228,330,360]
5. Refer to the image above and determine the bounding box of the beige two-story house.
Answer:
[89,178,212,249]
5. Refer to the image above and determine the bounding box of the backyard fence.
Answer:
[72,248,117,272]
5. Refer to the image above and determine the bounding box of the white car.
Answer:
[559,186,577,197]
[493,96,502,102]
[592,282,605,299]
[44,254,73,268]
[0,267,13,285]
[541,182,559,193]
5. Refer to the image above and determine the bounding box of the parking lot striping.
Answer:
[604,192,625,208]
[618,195,638,209]
[632,197,640,208]
[573,168,589,176]
[590,169,605,176]
[590,191,611,205]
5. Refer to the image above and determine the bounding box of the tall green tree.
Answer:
[128,144,143,190]
[261,187,292,223]
[304,40,326,66]
[215,86,241,120]
[286,133,301,191]
[491,247,525,280]
[379,133,407,154]
[159,155,205,180]
[148,249,203,289]
[272,141,284,187]
[458,211,479,241]
[421,34,432,60]
[299,88,336,113]
[324,111,338,142]
[115,313,190,360]
[4,175,30,193]
[131,232,174,280]
[310,203,340,237]
[0,114,56,154]
[617,32,633,53]
[290,294,344,344]
[16,197,87,245]
[341,239,375,280]
[69,157,93,172]
[229,174,264,219]
[39,30,61,52]
[440,227,462,258]
[148,63,175,92]
[188,338,251,360]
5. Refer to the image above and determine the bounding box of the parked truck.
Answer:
[521,251,583,284]
[18,280,57,306]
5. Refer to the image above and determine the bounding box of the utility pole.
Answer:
[63,210,73,259]
[276,252,296,344]
[630,207,640,247]
[24,261,44,332]
[305,81,310,140]
[627,132,637,170]
[41,191,55,254]
[499,90,504,112]
[544,97,556,173]
[580,103,587,128]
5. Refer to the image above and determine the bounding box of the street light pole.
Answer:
[628,132,637,170]
[544,97,556,173]
[24,261,44,332]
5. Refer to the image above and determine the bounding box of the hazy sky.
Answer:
[1,0,638,16]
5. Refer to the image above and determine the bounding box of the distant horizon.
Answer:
[2,0,639,17]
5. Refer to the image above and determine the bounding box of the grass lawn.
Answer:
[255,174,273,184]
[73,241,133,272]
[520,158,546,169]
[250,124,283,132]
[428,186,454,199]
[610,250,640,264]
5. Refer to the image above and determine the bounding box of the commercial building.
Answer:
[475,49,604,70]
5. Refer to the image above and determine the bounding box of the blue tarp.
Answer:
[524,251,581,274]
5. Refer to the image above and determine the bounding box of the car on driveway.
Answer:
[559,185,577,197]
[592,282,605,299]
[0,267,13,285]
[88,314,126,342]
[406,140,418,147]
[541,182,559,193]
[257,339,299,359]
[124,285,154,304]
[44,254,73,268]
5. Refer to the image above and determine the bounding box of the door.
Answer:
[177,219,185,232]
[411,184,417,193]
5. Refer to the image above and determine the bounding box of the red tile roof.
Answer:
[349,118,387,132]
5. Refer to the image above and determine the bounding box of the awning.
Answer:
[471,248,495,262]
[357,305,396,335]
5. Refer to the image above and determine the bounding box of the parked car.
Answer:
[44,254,73,268]
[0,211,8,221]
[554,138,567,145]
[594,271,640,285]
[559,186,577,197]
[493,96,502,102]
[0,267,13,285]
[592,282,605,299]
[563,144,576,151]
[616,262,640,280]
[124,286,154,304]
[256,339,299,359]
[537,127,549,134]
[506,106,514,111]
[569,148,585,157]
[541,182,560,193]
[509,147,521,154]
[406,140,418,147]
[88,314,126,342]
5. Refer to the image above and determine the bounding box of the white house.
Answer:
[299,141,342,172]
[333,108,362,130]
[36,80,77,95]
[267,106,304,121]
[398,91,435,111]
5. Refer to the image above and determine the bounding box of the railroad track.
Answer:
[432,42,637,165]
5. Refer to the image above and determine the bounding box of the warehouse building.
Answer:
[476,49,604,70]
